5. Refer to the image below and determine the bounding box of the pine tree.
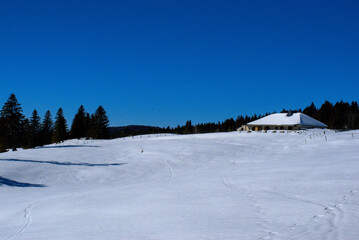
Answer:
[0,93,26,150]
[349,102,359,129]
[317,101,334,128]
[353,114,359,129]
[332,101,350,129]
[184,120,194,134]
[90,106,109,139]
[41,110,53,145]
[0,117,7,152]
[85,113,92,138]
[70,105,87,139]
[52,108,68,143]
[235,115,245,128]
[28,109,41,147]
[223,118,235,131]
[244,115,251,124]
[22,118,31,149]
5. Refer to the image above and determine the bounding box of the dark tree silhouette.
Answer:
[70,105,87,139]
[28,109,41,147]
[52,108,68,143]
[184,120,194,134]
[303,102,318,118]
[90,106,109,139]
[0,94,25,150]
[317,101,334,127]
[41,110,53,145]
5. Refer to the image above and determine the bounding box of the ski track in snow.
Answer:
[221,176,272,237]
[163,159,173,178]
[263,190,328,209]
[221,177,358,240]
[4,203,34,240]
[221,176,236,189]
[259,190,358,240]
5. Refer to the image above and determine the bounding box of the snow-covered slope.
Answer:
[0,130,358,240]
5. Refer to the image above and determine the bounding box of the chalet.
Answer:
[238,112,327,131]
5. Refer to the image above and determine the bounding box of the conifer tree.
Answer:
[70,105,87,139]
[235,115,245,128]
[90,106,109,139]
[303,102,318,117]
[0,117,7,152]
[41,110,53,145]
[317,101,334,128]
[183,120,194,134]
[0,93,25,150]
[52,108,68,143]
[22,118,31,148]
[28,109,41,147]
[349,101,359,129]
[353,114,359,129]
[85,113,91,138]
[332,101,350,129]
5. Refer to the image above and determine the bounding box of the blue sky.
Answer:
[0,0,358,127]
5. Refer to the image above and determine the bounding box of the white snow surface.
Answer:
[247,113,328,127]
[0,130,358,240]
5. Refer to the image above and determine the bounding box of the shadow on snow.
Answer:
[0,176,46,188]
[37,145,100,149]
[0,159,126,167]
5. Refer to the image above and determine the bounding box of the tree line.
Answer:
[109,125,166,138]
[0,94,109,152]
[301,101,359,129]
[171,100,359,134]
[1,93,358,152]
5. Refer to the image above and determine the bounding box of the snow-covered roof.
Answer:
[247,113,327,127]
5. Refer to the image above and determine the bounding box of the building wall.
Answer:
[238,124,326,132]
[238,125,302,131]
[237,125,250,131]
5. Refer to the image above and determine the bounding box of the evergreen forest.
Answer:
[0,94,109,152]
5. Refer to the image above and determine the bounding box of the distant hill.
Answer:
[109,125,166,138]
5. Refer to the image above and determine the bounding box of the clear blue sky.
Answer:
[0,0,358,127]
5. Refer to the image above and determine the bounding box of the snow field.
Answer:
[0,130,359,239]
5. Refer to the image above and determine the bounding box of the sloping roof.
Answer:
[247,113,327,127]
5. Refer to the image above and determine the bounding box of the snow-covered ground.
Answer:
[1,130,359,240]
